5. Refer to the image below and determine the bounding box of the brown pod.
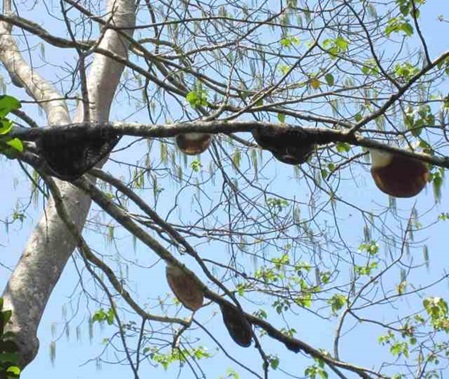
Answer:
[220,302,252,347]
[175,133,211,155]
[166,264,204,311]
[252,126,314,165]
[370,149,428,198]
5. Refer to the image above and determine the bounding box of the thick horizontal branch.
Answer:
[9,121,449,169]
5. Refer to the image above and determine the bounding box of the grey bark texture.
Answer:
[0,0,136,369]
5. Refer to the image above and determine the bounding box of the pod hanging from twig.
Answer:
[165,264,204,311]
[220,302,252,347]
[369,149,428,198]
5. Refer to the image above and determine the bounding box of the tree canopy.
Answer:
[1,0,449,378]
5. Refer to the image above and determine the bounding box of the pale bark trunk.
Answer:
[0,0,136,368]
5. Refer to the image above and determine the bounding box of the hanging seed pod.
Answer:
[220,302,252,347]
[370,149,428,198]
[165,264,204,311]
[37,127,120,181]
[175,133,211,155]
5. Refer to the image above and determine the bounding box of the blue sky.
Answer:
[1,1,449,378]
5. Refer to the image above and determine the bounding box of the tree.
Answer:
[0,0,449,378]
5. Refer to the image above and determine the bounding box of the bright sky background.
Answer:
[1,1,449,379]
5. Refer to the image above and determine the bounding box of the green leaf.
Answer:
[328,294,347,313]
[278,64,291,75]
[190,159,201,172]
[280,38,291,48]
[0,120,13,135]
[359,241,379,255]
[334,36,349,51]
[385,17,414,37]
[335,142,351,153]
[92,309,108,324]
[186,88,208,108]
[361,59,380,76]
[106,308,115,325]
[277,113,286,123]
[186,91,198,105]
[0,95,21,118]
[6,365,20,375]
[6,139,23,153]
[269,356,279,369]
[322,37,349,59]
[324,73,334,86]
[423,297,448,318]
[280,35,300,48]
[1,311,12,325]
[225,368,240,379]
[394,62,419,80]
[0,352,19,364]
[390,342,409,358]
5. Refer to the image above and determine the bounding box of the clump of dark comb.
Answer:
[220,302,252,347]
[252,126,315,165]
[37,126,120,181]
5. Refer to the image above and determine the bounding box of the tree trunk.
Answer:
[0,0,136,368]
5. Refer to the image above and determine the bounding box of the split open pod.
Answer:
[369,148,428,198]
[175,133,211,155]
[165,264,204,311]
[220,302,252,347]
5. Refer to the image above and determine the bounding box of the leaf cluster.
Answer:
[0,299,20,379]
[0,96,23,157]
